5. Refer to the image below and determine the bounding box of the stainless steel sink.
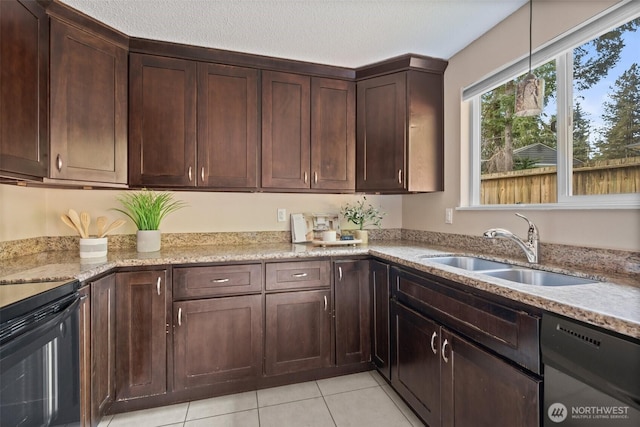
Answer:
[419,256,511,271]
[420,255,598,286]
[482,268,597,286]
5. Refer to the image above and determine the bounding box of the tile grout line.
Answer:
[379,383,424,427]
[316,379,339,427]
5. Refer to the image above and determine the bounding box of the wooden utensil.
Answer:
[68,209,87,238]
[96,216,107,237]
[60,214,82,236]
[100,219,126,237]
[80,212,91,238]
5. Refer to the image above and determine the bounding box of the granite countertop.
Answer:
[1,241,638,339]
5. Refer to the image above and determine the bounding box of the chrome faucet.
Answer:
[483,213,540,263]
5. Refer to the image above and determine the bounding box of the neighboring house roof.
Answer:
[513,142,584,167]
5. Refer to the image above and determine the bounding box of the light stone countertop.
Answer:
[1,241,638,339]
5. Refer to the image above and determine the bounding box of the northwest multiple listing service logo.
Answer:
[548,402,632,423]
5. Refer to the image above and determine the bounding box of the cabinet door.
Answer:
[310,78,355,190]
[391,301,441,427]
[197,63,258,189]
[91,274,116,424]
[78,286,91,427]
[129,54,196,187]
[334,260,370,365]
[441,329,540,427]
[0,0,48,178]
[265,290,332,375]
[262,71,310,189]
[370,260,390,379]
[116,270,169,401]
[49,19,127,184]
[173,295,262,390]
[356,73,406,192]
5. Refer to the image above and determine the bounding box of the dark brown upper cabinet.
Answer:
[129,54,197,187]
[49,18,127,184]
[197,63,259,189]
[0,0,49,179]
[262,71,355,191]
[356,55,446,193]
[129,55,259,189]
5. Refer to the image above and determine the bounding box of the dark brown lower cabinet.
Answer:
[334,260,370,366]
[116,270,170,401]
[173,295,263,390]
[91,274,116,425]
[392,301,541,427]
[370,260,390,379]
[78,285,91,427]
[265,289,332,375]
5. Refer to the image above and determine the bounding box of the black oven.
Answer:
[542,313,640,427]
[0,280,81,427]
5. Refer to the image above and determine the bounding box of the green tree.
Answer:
[597,63,640,159]
[572,101,591,162]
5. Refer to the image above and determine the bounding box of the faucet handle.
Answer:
[515,213,538,237]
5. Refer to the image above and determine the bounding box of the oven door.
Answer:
[0,294,80,427]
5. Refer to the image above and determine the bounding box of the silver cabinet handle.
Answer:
[338,266,343,281]
[188,166,193,182]
[177,307,182,326]
[304,172,308,184]
[314,171,318,184]
[56,154,63,172]
[292,272,308,278]
[431,331,438,354]
[201,166,205,182]
[324,295,328,311]
[211,278,230,283]
[441,338,449,363]
[156,277,161,296]
[398,169,403,184]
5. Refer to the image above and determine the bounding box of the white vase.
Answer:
[354,229,369,245]
[137,230,161,252]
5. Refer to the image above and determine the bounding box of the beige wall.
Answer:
[0,184,401,241]
[403,0,640,252]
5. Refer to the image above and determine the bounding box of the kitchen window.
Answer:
[463,1,640,208]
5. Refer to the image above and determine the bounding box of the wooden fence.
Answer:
[480,156,640,204]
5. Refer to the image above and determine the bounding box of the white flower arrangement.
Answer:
[340,197,386,230]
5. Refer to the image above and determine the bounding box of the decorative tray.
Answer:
[311,239,362,247]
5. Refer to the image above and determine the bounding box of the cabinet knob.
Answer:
[441,338,449,363]
[56,154,63,172]
[324,295,328,311]
[398,169,403,184]
[177,307,183,326]
[292,272,308,278]
[156,277,162,296]
[188,166,193,182]
[338,266,343,281]
[430,331,438,354]
[201,167,205,182]
[304,172,308,184]
[314,171,318,184]
[211,278,230,283]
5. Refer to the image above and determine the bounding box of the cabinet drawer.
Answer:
[391,267,541,374]
[266,261,330,291]
[174,264,262,299]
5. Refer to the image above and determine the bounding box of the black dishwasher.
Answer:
[542,313,640,426]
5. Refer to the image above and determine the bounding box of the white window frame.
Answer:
[462,0,640,210]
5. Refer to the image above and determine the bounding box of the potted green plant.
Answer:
[340,197,385,244]
[115,189,187,252]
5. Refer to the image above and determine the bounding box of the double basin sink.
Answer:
[420,255,598,286]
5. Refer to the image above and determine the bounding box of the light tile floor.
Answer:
[98,371,425,427]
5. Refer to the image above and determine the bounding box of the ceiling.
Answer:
[60,0,529,68]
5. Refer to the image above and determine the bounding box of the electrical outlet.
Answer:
[445,208,453,224]
[277,208,286,222]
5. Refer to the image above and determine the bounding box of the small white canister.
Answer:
[79,237,108,259]
[322,230,337,242]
